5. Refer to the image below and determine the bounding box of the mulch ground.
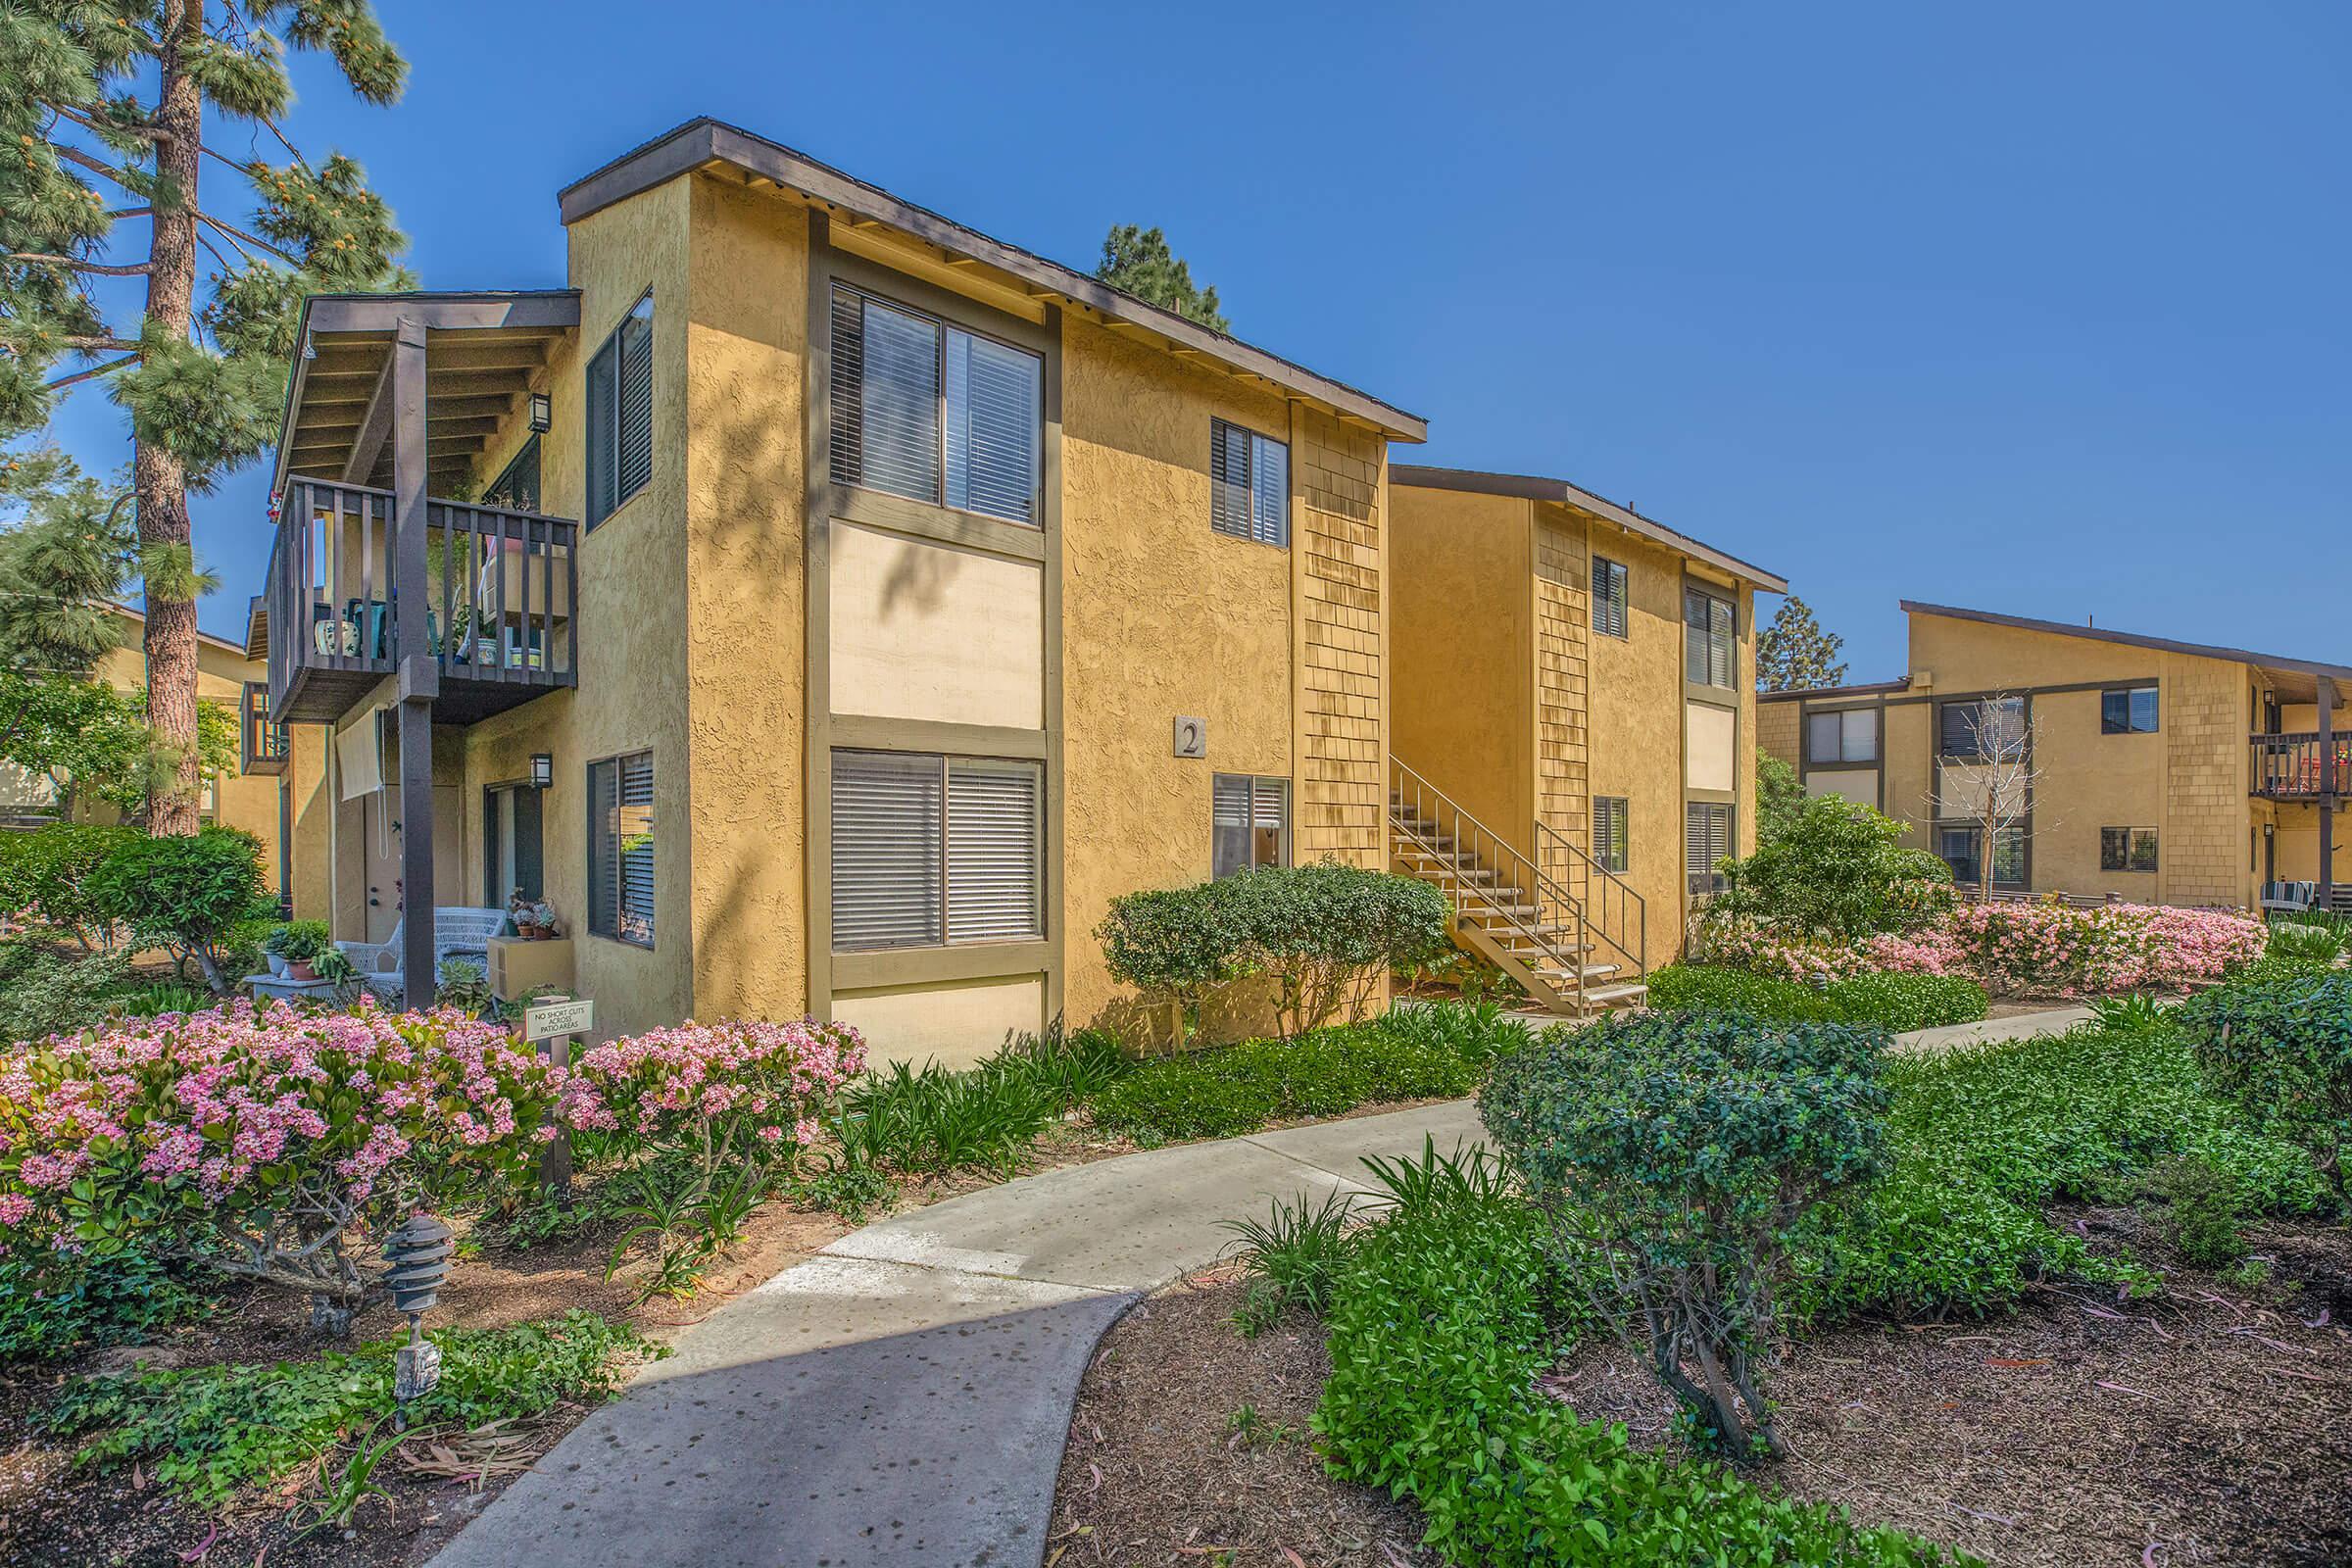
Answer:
[1051,1213,2352,1568]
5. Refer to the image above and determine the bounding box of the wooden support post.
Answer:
[393,319,436,1004]
[2320,676,2336,913]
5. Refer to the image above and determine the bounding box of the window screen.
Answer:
[586,293,653,528]
[1593,797,1630,874]
[2101,686,2159,735]
[1212,773,1289,877]
[1592,558,1629,639]
[588,751,656,945]
[1684,588,1734,688]
[1209,419,1289,547]
[1685,802,1733,895]
[830,751,1042,952]
[829,286,1041,526]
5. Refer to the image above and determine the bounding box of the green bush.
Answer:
[1315,1195,1964,1567]
[835,1058,1060,1176]
[1089,1016,1482,1146]
[1481,1011,1892,1452]
[2177,967,2352,1195]
[1704,794,1954,942]
[86,827,271,993]
[47,1309,661,1505]
[0,937,131,1043]
[978,1018,1131,1111]
[2265,917,2347,965]
[267,918,331,962]
[1375,997,1534,1065]
[1222,1188,1357,1335]
[2140,1154,2246,1268]
[105,979,213,1019]
[1098,863,1449,1044]
[0,823,135,948]
[1647,965,1987,1032]
[0,1250,214,1362]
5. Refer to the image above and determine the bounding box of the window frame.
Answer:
[483,433,543,514]
[827,282,1045,529]
[1805,707,1879,765]
[827,748,1045,955]
[2100,685,2159,735]
[1936,823,2031,890]
[1685,800,1734,897]
[1683,585,1736,689]
[1211,772,1292,878]
[1592,557,1629,640]
[1208,417,1291,549]
[2100,825,2160,873]
[1937,696,2027,761]
[1593,796,1631,874]
[586,749,657,949]
[585,291,654,530]
[238,680,287,773]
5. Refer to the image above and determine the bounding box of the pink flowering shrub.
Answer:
[0,1003,865,1326]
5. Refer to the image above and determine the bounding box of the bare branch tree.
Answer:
[1930,693,2046,898]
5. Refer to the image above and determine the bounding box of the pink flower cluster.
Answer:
[558,1017,864,1153]
[1857,901,2266,998]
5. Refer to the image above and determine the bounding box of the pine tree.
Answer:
[0,444,135,677]
[1095,224,1229,333]
[1756,596,1849,691]
[0,1,410,834]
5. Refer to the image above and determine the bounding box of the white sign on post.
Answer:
[523,999,594,1043]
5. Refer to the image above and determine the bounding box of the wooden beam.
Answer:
[339,352,396,484]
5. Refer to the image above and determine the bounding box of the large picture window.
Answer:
[1806,708,1879,764]
[829,286,1043,527]
[1685,801,1734,896]
[1212,773,1290,878]
[585,292,653,528]
[587,751,655,946]
[830,751,1043,952]
[1209,419,1290,547]
[1684,587,1735,688]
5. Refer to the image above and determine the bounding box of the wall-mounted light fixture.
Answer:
[528,392,552,434]
[2263,821,2276,841]
[531,753,554,789]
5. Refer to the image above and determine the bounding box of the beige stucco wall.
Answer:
[832,974,1043,1073]
[827,521,1043,729]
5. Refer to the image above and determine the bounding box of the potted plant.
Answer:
[509,891,561,940]
[262,923,294,977]
[273,919,332,981]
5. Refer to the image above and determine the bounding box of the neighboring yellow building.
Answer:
[2,603,321,907]
[1386,468,1784,1008]
[1760,601,2352,910]
[246,119,1425,1058]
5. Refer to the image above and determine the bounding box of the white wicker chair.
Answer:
[335,906,511,1004]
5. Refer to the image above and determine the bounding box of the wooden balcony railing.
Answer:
[265,476,580,724]
[2250,732,2351,800]
[239,680,288,774]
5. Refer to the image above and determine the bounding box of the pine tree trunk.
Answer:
[137,0,207,838]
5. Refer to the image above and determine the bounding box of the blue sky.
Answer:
[41,1,2352,677]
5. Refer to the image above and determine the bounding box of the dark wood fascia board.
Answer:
[1758,677,1914,703]
[1900,601,2352,689]
[559,118,1426,441]
[1392,464,1789,592]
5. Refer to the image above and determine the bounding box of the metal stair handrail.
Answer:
[1390,758,1593,996]
[1535,818,1646,980]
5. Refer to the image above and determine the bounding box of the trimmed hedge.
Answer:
[2176,966,2352,1194]
[1646,963,1987,1032]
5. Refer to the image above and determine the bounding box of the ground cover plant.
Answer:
[1646,963,1986,1031]
[2175,961,2352,1197]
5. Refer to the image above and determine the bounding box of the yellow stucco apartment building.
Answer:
[247,119,1777,1057]
[1759,601,2351,911]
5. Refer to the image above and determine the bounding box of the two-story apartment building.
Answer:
[247,120,1426,1059]
[1759,601,2350,910]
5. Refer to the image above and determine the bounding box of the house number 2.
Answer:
[1173,715,1207,759]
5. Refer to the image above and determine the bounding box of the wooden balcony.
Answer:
[263,476,579,725]
[2249,732,2351,800]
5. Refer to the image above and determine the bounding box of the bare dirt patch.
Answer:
[1053,1223,2352,1568]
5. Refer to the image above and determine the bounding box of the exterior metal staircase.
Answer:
[1389,758,1649,1016]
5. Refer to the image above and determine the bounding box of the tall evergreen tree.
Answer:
[0,443,134,676]
[1095,224,1229,333]
[1756,595,1849,691]
[0,1,409,833]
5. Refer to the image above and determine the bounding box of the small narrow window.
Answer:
[1593,796,1630,874]
[587,750,656,945]
[1208,419,1290,548]
[1685,802,1733,896]
[2100,826,2159,872]
[1683,587,1734,688]
[1212,773,1290,877]
[1806,708,1879,764]
[1592,558,1629,639]
[585,293,654,528]
[2100,686,2159,735]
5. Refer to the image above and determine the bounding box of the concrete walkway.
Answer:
[429,1100,1486,1568]
[428,1006,2094,1568]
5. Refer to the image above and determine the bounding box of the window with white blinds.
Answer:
[1211,773,1290,878]
[1807,708,1879,764]
[1593,796,1630,874]
[829,286,1041,526]
[588,751,656,946]
[1209,419,1289,547]
[830,751,1041,953]
[1592,557,1629,639]
[586,292,654,528]
[1684,587,1735,688]
[1685,801,1733,897]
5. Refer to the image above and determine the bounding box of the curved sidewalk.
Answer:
[427,1006,2091,1568]
[428,1099,1488,1568]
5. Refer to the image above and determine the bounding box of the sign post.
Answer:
[523,997,593,1200]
